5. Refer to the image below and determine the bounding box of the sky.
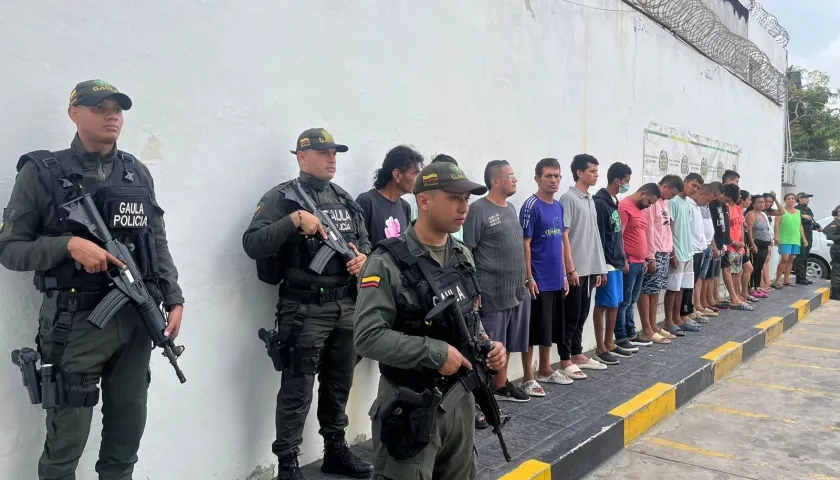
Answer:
[758,0,840,90]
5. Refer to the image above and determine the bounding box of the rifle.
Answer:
[60,194,187,384]
[284,179,356,274]
[431,295,511,462]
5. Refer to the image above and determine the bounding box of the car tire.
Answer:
[808,255,830,280]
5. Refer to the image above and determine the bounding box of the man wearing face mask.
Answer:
[592,162,632,365]
[243,128,373,479]
[823,206,840,300]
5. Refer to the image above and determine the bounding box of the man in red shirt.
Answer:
[616,183,663,346]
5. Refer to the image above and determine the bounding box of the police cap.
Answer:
[290,128,349,154]
[69,79,132,110]
[414,162,487,196]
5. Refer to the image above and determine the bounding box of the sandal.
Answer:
[577,358,607,370]
[659,328,677,339]
[651,332,672,344]
[667,324,686,336]
[560,365,587,380]
[536,369,576,383]
[521,379,546,397]
[730,302,754,311]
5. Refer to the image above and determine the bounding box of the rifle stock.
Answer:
[61,194,187,384]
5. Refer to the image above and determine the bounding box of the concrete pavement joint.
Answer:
[624,449,761,480]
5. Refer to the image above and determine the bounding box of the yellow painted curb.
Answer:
[609,382,676,446]
[499,459,551,479]
[791,299,811,321]
[817,287,830,305]
[701,341,744,381]
[755,317,784,345]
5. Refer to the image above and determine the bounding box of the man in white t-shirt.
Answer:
[685,182,718,321]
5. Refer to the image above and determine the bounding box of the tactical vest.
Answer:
[17,149,162,297]
[258,181,363,284]
[375,237,482,390]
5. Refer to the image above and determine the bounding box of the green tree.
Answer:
[787,67,840,160]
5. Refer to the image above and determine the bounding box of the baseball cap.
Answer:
[797,192,813,199]
[414,162,487,195]
[69,79,132,110]
[290,128,348,154]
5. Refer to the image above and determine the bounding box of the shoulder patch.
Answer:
[360,275,381,288]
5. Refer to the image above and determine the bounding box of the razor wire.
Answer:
[626,0,788,104]
[740,0,790,47]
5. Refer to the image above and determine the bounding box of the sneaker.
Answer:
[617,340,640,353]
[493,380,531,403]
[610,345,634,358]
[596,351,620,365]
[629,337,653,347]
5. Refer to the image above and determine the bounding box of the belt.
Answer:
[282,281,352,305]
[381,366,477,413]
[53,291,108,312]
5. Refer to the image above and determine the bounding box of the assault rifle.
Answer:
[431,295,511,462]
[60,194,187,384]
[285,179,356,274]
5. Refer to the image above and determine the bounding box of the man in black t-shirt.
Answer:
[356,145,424,246]
[707,181,730,309]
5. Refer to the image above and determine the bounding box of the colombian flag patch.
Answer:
[360,275,381,289]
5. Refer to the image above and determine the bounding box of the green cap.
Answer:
[413,162,487,195]
[69,79,132,110]
[290,128,348,154]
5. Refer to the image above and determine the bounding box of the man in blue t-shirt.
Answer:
[518,158,573,397]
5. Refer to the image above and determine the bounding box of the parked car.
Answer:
[807,216,834,280]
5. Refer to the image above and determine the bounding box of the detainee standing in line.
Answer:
[592,162,633,365]
[519,158,574,396]
[559,154,608,379]
[464,159,531,403]
[617,183,663,345]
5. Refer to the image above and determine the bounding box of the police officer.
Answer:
[823,206,840,300]
[793,192,822,285]
[0,80,185,479]
[242,128,373,479]
[354,162,508,479]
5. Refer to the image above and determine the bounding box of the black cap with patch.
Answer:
[69,79,132,110]
[414,162,487,195]
[797,192,813,199]
[290,128,349,154]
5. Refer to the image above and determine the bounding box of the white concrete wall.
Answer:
[0,0,786,478]
[701,0,749,38]
[748,6,789,72]
[783,161,840,219]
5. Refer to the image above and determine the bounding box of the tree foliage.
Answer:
[787,67,840,160]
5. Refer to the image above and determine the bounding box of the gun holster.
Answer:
[258,327,286,372]
[379,387,442,461]
[259,304,321,375]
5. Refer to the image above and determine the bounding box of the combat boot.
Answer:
[321,431,374,478]
[276,449,305,480]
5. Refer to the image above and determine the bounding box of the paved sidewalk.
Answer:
[298,281,830,479]
[586,299,840,480]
